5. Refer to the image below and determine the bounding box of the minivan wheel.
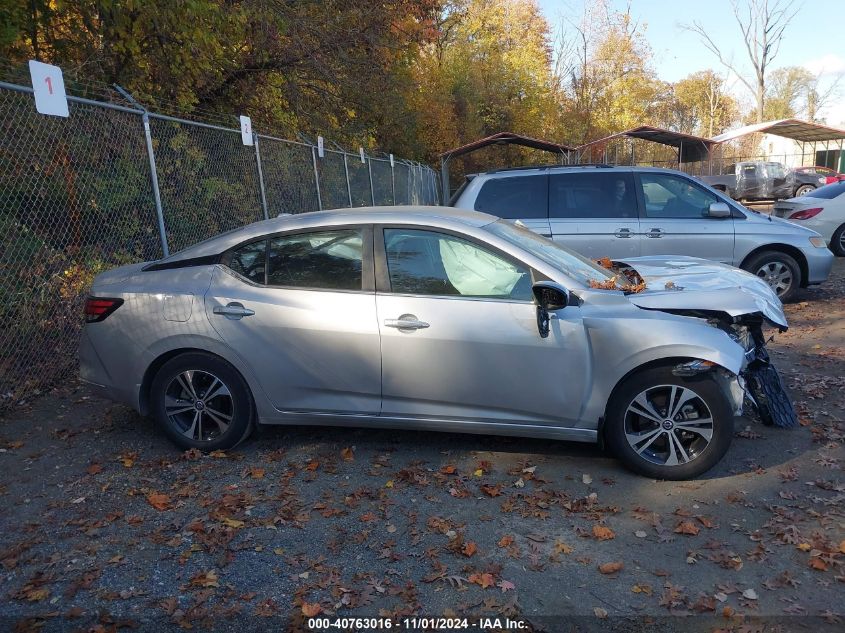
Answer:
[151,352,255,451]
[605,367,734,480]
[831,224,845,256]
[794,184,815,197]
[742,250,801,303]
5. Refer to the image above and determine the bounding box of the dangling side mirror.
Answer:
[532,281,569,338]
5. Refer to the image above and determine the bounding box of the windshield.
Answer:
[484,219,616,287]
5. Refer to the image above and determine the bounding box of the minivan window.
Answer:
[640,173,718,219]
[473,175,548,219]
[549,172,636,218]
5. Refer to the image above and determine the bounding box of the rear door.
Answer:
[636,172,735,263]
[206,227,382,414]
[471,174,551,237]
[548,171,640,259]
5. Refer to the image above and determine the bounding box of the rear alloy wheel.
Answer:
[151,352,254,451]
[606,367,733,480]
[794,184,815,197]
[742,250,801,303]
[831,224,845,257]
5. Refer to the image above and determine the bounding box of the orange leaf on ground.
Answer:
[341,447,354,462]
[674,521,701,536]
[190,570,219,588]
[86,463,102,475]
[598,561,624,575]
[809,558,828,571]
[480,484,502,497]
[301,602,322,617]
[498,535,514,548]
[304,460,319,471]
[440,465,457,474]
[468,573,495,588]
[592,525,615,540]
[462,541,478,557]
[146,493,171,511]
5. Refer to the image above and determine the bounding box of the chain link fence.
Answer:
[0,78,440,411]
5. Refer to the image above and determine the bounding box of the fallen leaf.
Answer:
[631,584,652,595]
[86,463,102,475]
[468,573,495,589]
[599,561,624,575]
[221,517,245,529]
[498,535,514,548]
[594,607,608,618]
[305,460,319,471]
[497,580,516,593]
[582,474,593,485]
[248,467,265,479]
[480,484,502,497]
[634,530,647,538]
[301,602,322,617]
[385,480,394,488]
[742,588,758,600]
[809,558,828,571]
[797,543,812,552]
[674,521,701,536]
[340,447,354,462]
[462,542,477,557]
[190,570,219,588]
[273,548,285,556]
[473,469,483,477]
[440,465,457,474]
[553,540,573,555]
[592,525,615,541]
[146,493,171,511]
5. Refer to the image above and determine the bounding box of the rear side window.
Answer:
[473,175,548,219]
[804,180,845,199]
[267,229,363,290]
[549,172,636,218]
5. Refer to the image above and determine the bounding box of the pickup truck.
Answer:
[698,161,825,201]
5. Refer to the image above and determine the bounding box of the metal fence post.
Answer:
[142,113,170,257]
[343,153,353,207]
[254,134,269,220]
[311,146,322,211]
[367,157,376,205]
[391,160,396,204]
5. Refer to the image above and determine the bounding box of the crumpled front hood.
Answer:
[618,255,788,329]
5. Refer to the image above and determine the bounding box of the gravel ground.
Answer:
[1,260,843,633]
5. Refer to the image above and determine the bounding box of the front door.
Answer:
[206,227,381,414]
[636,172,735,263]
[548,171,640,259]
[375,227,588,426]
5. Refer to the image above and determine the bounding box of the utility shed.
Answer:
[439,132,573,202]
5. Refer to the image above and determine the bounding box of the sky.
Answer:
[537,0,845,126]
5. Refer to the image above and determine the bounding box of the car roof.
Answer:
[154,206,498,264]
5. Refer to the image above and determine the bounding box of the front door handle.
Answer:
[646,228,664,238]
[614,228,632,238]
[384,314,430,331]
[213,302,255,319]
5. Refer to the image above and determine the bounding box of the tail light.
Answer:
[788,207,823,220]
[84,297,123,323]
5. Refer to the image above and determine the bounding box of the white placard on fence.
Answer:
[29,60,69,118]
[239,115,253,146]
[317,136,325,158]
[359,147,366,163]
[389,154,394,167]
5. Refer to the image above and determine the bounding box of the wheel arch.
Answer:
[740,244,809,287]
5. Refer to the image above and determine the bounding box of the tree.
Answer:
[671,70,738,136]
[683,0,799,123]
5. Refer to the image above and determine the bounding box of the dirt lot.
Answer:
[1,261,843,633]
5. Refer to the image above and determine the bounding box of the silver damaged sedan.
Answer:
[79,207,795,479]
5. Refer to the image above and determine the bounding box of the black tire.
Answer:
[794,184,815,197]
[831,223,845,257]
[746,364,798,427]
[150,352,255,451]
[742,250,801,303]
[605,366,734,480]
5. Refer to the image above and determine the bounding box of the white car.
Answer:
[772,180,845,256]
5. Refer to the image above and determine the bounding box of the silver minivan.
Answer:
[450,165,834,302]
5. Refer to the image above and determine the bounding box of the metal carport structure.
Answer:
[575,126,716,166]
[439,132,573,203]
[709,119,845,170]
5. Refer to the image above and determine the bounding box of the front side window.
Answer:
[384,229,532,300]
[549,172,636,219]
[473,175,548,219]
[266,229,363,290]
[640,174,718,219]
[228,240,267,283]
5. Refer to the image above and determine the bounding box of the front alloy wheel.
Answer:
[606,367,734,479]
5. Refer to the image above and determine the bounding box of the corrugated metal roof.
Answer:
[575,126,715,162]
[711,119,845,143]
[440,132,573,159]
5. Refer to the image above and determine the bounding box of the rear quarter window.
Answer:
[473,175,548,219]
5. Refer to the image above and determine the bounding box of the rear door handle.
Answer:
[384,314,430,331]
[646,228,664,238]
[614,228,632,238]
[213,302,255,319]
